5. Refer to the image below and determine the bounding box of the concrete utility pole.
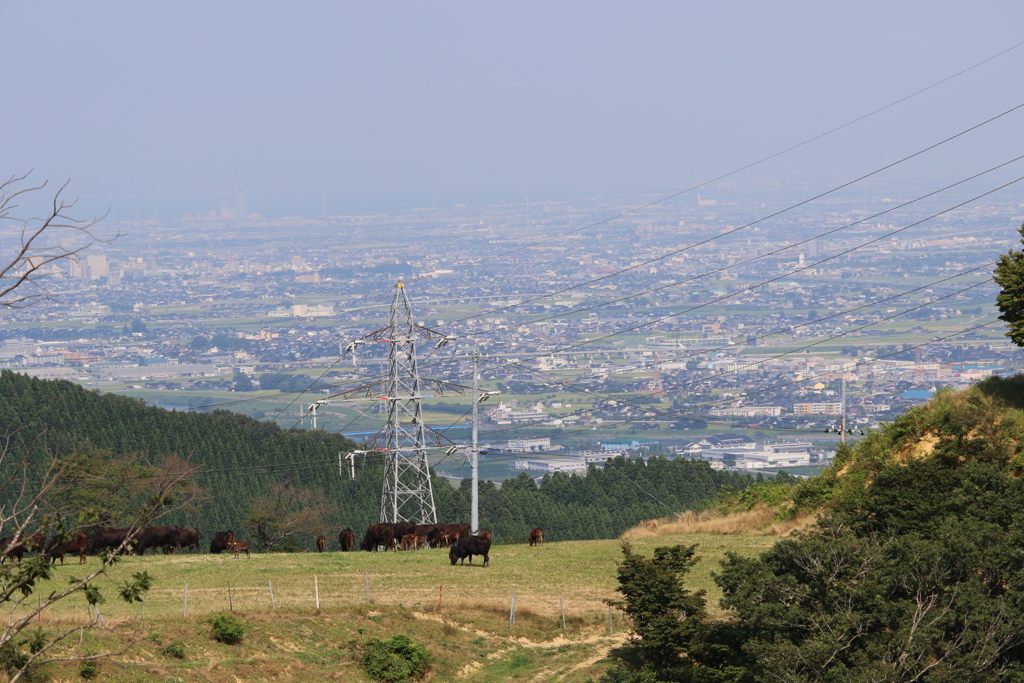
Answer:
[471,348,480,535]
[840,376,847,445]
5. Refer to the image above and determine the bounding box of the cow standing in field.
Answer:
[316,535,326,553]
[339,528,355,552]
[400,533,417,551]
[229,541,250,558]
[393,522,416,545]
[449,534,491,567]
[91,528,138,555]
[414,534,429,549]
[414,523,441,545]
[175,527,201,553]
[361,523,395,552]
[424,525,447,548]
[0,532,45,563]
[529,528,544,547]
[136,526,180,555]
[46,532,88,565]
[210,531,235,554]
[444,523,470,547]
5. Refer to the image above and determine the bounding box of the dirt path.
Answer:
[412,610,626,680]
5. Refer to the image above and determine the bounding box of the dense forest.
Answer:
[602,374,1024,682]
[0,371,754,547]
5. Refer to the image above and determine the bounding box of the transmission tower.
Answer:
[340,282,463,524]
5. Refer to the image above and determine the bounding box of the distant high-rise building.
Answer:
[86,254,108,280]
[236,172,249,222]
[808,238,818,258]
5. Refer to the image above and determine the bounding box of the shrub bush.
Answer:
[361,634,430,682]
[160,641,186,659]
[209,614,245,645]
[79,659,97,679]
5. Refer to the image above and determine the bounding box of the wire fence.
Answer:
[16,569,625,634]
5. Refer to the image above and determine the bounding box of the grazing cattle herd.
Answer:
[0,523,545,568]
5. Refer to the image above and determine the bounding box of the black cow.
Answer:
[361,523,395,552]
[136,526,180,555]
[46,532,88,565]
[415,524,443,547]
[449,534,490,567]
[175,527,201,553]
[422,524,447,548]
[210,530,235,554]
[0,532,44,563]
[90,528,137,554]
[393,522,416,544]
[339,528,355,552]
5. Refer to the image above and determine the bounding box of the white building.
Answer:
[507,437,553,452]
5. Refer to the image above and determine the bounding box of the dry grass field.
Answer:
[13,532,776,681]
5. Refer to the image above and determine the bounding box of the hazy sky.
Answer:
[3,2,1024,218]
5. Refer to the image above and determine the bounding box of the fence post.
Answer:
[228,581,233,612]
[315,575,320,610]
[365,571,371,603]
[141,597,145,622]
[560,596,566,630]
[438,585,443,612]
[269,580,276,610]
[509,591,516,627]
[183,583,189,618]
[608,606,613,634]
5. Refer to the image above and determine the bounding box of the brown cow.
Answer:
[229,540,250,558]
[529,528,544,546]
[316,535,326,553]
[414,534,429,549]
[479,529,492,541]
[399,533,417,551]
[441,523,469,547]
[339,528,355,552]
[47,532,88,565]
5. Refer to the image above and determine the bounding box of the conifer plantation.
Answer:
[0,370,751,545]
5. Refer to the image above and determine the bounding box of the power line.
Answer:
[177,107,1024,421]
[430,172,1021,375]
[399,38,1024,283]
[447,156,1022,338]
[444,101,1024,324]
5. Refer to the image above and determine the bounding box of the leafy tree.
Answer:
[0,431,200,682]
[605,542,709,681]
[245,481,333,552]
[189,336,211,352]
[994,222,1024,346]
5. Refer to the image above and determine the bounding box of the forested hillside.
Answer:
[0,371,752,546]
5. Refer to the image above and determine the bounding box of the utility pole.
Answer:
[471,349,480,535]
[307,400,329,430]
[840,376,847,445]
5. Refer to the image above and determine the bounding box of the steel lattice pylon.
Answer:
[339,282,465,524]
[378,282,438,524]
[377,283,437,524]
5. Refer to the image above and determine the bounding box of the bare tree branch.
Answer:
[0,172,116,310]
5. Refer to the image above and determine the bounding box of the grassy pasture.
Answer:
[11,534,774,681]
[27,533,772,627]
